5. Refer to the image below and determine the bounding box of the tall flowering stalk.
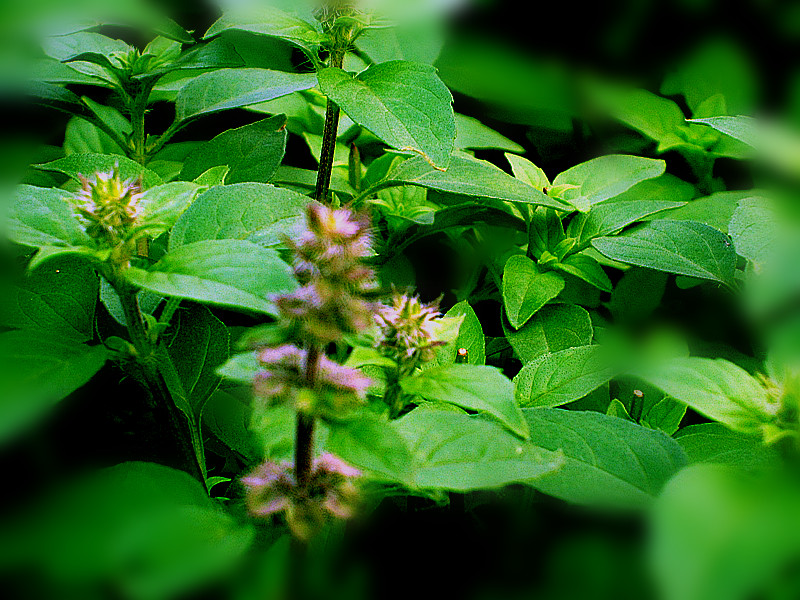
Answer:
[242,202,378,540]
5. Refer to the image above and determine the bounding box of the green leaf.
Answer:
[356,21,445,65]
[204,384,259,461]
[175,69,318,124]
[504,303,593,363]
[641,397,687,435]
[567,175,692,245]
[592,220,736,285]
[169,183,309,250]
[552,254,612,292]
[0,331,107,443]
[204,6,324,57]
[553,154,666,212]
[42,31,131,64]
[651,465,800,600]
[136,38,244,80]
[514,345,617,408]
[455,113,524,152]
[502,255,565,329]
[649,190,752,232]
[505,153,550,189]
[326,415,415,485]
[384,156,571,210]
[728,197,777,263]
[607,268,668,324]
[35,153,163,188]
[179,115,288,184]
[318,61,455,168]
[674,423,777,470]
[123,240,297,315]
[216,351,259,385]
[434,301,485,365]
[0,255,98,342]
[634,357,775,435]
[523,408,687,508]
[7,185,91,250]
[401,364,529,438]
[137,182,202,231]
[394,410,564,492]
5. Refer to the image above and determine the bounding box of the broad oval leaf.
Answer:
[318,61,455,168]
[635,357,775,435]
[503,303,593,363]
[385,156,571,210]
[675,423,777,470]
[394,410,564,492]
[175,69,318,124]
[401,364,529,438]
[553,154,666,212]
[434,300,485,365]
[179,115,288,184]
[514,345,617,408]
[169,183,309,250]
[523,408,687,508]
[123,240,297,315]
[502,255,565,329]
[0,255,98,342]
[8,185,91,249]
[592,220,736,285]
[0,331,107,443]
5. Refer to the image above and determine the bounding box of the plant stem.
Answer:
[130,92,149,166]
[314,45,347,203]
[295,345,321,488]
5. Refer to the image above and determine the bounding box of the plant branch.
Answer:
[314,45,348,203]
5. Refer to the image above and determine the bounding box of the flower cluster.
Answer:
[277,203,379,346]
[73,165,143,246]
[242,453,361,541]
[254,344,371,420]
[376,293,445,375]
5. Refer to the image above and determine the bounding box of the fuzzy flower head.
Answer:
[254,343,371,419]
[290,203,374,288]
[242,453,362,540]
[376,293,445,371]
[74,165,143,245]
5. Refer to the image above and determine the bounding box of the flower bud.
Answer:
[73,165,143,245]
[376,293,446,373]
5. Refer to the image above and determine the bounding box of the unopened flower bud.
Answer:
[376,293,446,372]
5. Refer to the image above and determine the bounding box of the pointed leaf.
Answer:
[502,255,565,329]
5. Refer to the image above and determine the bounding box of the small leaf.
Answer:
[502,255,565,329]
[123,240,297,315]
[175,69,317,124]
[318,61,455,168]
[401,364,529,438]
[552,254,612,292]
[514,345,617,408]
[505,153,550,189]
[434,301,485,365]
[592,220,736,285]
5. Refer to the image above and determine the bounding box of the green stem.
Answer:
[158,296,182,326]
[130,93,149,166]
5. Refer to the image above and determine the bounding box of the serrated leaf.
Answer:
[592,220,736,285]
[319,61,455,168]
[523,408,687,508]
[401,364,529,438]
[514,345,617,408]
[169,183,309,250]
[123,240,297,315]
